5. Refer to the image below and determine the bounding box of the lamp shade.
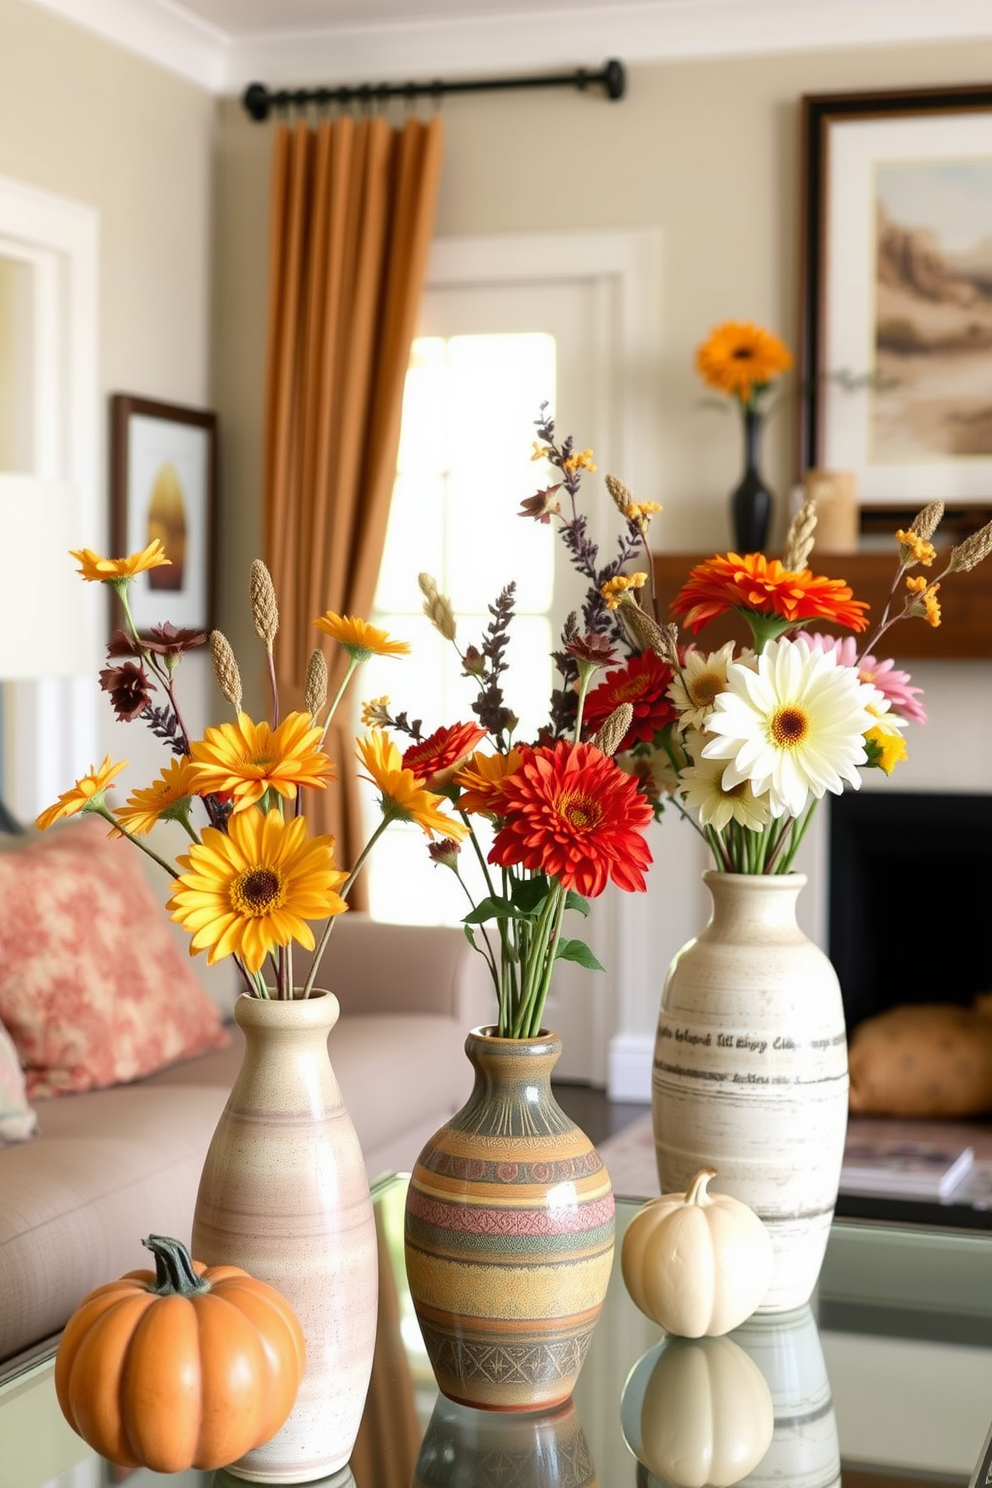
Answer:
[0,475,94,679]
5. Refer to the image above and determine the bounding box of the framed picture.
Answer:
[799,83,992,509]
[109,394,217,635]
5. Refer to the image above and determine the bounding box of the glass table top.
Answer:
[4,1173,992,1488]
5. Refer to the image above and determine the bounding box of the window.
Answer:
[361,330,557,923]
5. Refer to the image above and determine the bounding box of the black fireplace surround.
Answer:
[829,789,992,1037]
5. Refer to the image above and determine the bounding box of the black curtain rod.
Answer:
[242,59,626,121]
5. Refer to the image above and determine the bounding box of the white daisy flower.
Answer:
[668,642,736,733]
[678,753,771,832]
[700,637,878,820]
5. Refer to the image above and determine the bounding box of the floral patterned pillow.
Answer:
[0,818,229,1099]
[0,1018,36,1142]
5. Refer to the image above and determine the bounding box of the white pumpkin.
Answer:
[634,1335,774,1488]
[621,1168,772,1336]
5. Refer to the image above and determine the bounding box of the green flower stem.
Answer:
[450,867,500,995]
[91,806,177,877]
[571,667,596,744]
[525,880,568,1040]
[776,800,818,875]
[116,583,143,646]
[510,884,561,1038]
[318,656,361,748]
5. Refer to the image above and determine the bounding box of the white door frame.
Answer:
[0,174,100,819]
[425,229,663,1090]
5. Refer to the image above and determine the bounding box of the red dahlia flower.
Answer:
[403,721,488,789]
[489,740,653,898]
[582,650,675,751]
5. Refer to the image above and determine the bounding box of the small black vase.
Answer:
[729,407,773,552]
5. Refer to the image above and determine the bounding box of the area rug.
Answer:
[596,1112,660,1200]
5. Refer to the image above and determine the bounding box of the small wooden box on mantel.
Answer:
[653,509,992,661]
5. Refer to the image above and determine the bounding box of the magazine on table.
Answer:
[840,1136,975,1200]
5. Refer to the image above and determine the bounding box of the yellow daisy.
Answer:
[188,711,334,813]
[313,612,410,660]
[70,540,171,583]
[114,757,202,835]
[36,756,127,831]
[357,732,468,839]
[168,809,348,973]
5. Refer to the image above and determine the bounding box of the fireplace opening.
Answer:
[828,790,992,1037]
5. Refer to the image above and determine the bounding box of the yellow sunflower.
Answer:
[35,756,127,831]
[167,808,348,973]
[188,711,334,812]
[70,540,171,583]
[695,321,793,404]
[114,757,202,835]
[313,612,410,660]
[357,732,468,839]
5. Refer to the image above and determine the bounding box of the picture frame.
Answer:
[109,394,217,636]
[798,83,992,511]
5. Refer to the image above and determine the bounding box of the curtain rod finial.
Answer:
[604,59,626,101]
[244,82,271,122]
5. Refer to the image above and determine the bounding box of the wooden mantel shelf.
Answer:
[653,552,992,661]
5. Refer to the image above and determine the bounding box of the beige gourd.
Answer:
[634,1335,774,1487]
[621,1168,772,1336]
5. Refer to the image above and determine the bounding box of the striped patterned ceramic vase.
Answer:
[404,1027,615,1411]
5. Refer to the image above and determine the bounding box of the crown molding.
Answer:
[224,0,992,92]
[24,0,228,91]
[18,0,992,95]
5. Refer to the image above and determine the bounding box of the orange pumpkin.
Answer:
[55,1234,306,1473]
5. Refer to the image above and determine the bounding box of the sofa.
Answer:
[0,821,492,1370]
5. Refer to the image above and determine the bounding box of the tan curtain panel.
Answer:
[263,113,444,900]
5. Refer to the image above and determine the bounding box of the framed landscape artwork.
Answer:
[110,394,217,636]
[799,84,992,509]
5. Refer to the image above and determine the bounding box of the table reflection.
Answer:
[622,1305,840,1488]
[413,1396,597,1487]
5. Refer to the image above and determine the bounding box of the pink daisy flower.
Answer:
[800,633,927,726]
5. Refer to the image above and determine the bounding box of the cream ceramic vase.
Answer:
[651,872,848,1312]
[192,991,378,1485]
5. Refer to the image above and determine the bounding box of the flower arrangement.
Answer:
[362,479,659,1038]
[36,542,467,999]
[516,414,992,880]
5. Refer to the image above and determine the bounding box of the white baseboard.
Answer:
[608,1034,654,1104]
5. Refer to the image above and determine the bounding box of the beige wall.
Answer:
[212,36,992,598]
[0,0,217,779]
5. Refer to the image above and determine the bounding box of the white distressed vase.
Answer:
[652,872,848,1311]
[192,991,378,1484]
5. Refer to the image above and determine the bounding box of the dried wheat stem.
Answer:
[210,630,243,714]
[250,559,279,649]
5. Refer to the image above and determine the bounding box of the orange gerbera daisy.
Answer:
[583,651,676,752]
[70,540,171,583]
[455,748,524,817]
[114,757,202,835]
[188,711,334,813]
[313,612,410,660]
[357,732,468,839]
[671,552,869,635]
[36,756,127,830]
[168,809,347,973]
[488,740,653,898]
[402,722,487,789]
[695,320,793,404]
